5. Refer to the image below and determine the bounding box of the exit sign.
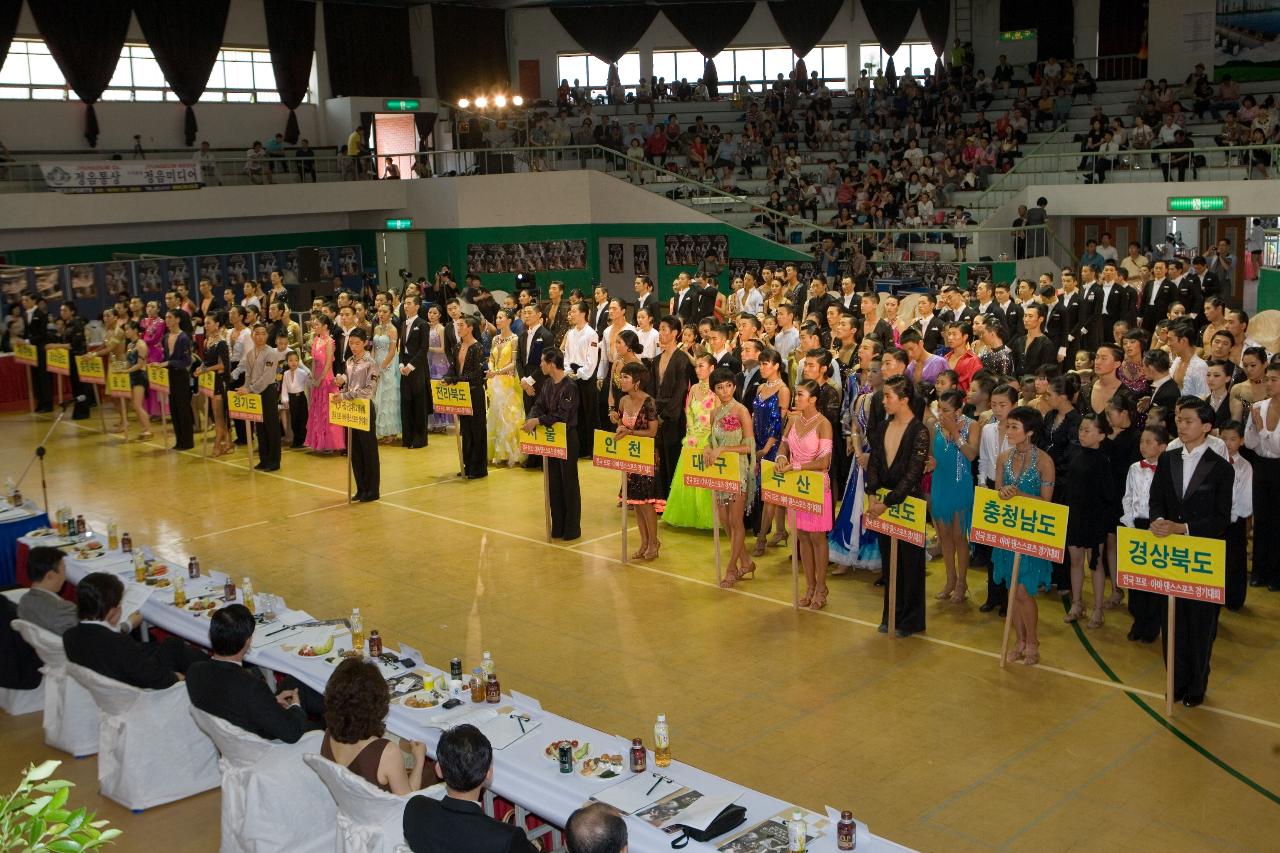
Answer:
[1168,196,1228,212]
[383,99,420,111]
[384,218,414,230]
[999,29,1037,41]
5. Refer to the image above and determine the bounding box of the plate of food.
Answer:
[578,754,624,779]
[145,563,168,578]
[296,634,335,657]
[146,577,171,588]
[544,740,590,762]
[402,692,440,710]
[28,527,56,538]
[186,599,219,612]
[73,548,106,560]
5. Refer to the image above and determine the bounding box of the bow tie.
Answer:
[1140,460,1157,471]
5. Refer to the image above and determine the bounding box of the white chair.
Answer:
[11,619,99,756]
[189,708,336,853]
[1,590,43,716]
[65,662,220,810]
[302,753,414,853]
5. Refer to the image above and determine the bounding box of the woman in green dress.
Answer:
[708,367,756,587]
[662,353,717,530]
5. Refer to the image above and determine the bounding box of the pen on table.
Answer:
[510,713,527,734]
[264,623,297,637]
[645,774,664,796]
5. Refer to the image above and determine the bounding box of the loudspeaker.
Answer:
[297,247,321,284]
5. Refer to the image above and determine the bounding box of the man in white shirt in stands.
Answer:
[1169,321,1209,397]
[1096,232,1120,263]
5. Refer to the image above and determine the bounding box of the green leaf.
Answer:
[26,761,61,783]
[63,811,87,833]
[47,840,82,853]
[48,786,70,813]
[21,795,51,816]
[32,781,74,794]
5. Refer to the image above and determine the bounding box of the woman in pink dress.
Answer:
[139,301,165,417]
[774,378,833,609]
[305,314,345,453]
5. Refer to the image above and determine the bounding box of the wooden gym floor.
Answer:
[1,408,1279,852]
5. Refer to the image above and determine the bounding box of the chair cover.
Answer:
[65,663,221,810]
[189,707,337,853]
[0,591,42,715]
[302,752,413,853]
[11,619,99,756]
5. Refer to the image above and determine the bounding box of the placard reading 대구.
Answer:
[863,488,928,546]
[329,398,371,432]
[969,486,1068,563]
[592,430,655,475]
[759,459,824,514]
[1116,527,1226,604]
[681,445,741,493]
[430,380,473,416]
[228,391,264,423]
[519,423,568,459]
[74,355,105,385]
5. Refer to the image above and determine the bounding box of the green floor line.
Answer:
[1060,597,1280,807]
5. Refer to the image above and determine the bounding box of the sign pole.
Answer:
[888,537,899,637]
[455,414,465,477]
[346,427,353,502]
[93,384,107,434]
[713,503,722,586]
[790,510,799,610]
[620,474,629,563]
[542,456,552,541]
[247,415,255,470]
[159,396,169,446]
[1166,596,1176,716]
[999,553,1022,668]
[25,366,34,413]
[202,396,209,456]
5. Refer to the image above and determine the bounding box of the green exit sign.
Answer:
[1167,196,1228,212]
[999,29,1037,41]
[384,218,414,230]
[383,99,420,111]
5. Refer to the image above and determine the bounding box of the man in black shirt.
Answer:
[524,348,581,540]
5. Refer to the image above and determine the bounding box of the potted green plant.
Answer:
[0,760,120,851]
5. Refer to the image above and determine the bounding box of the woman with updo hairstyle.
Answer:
[609,360,662,559]
[609,328,644,407]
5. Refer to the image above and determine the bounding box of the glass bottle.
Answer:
[74,514,86,538]
[172,575,186,608]
[630,738,646,773]
[133,551,146,583]
[485,673,500,703]
[121,531,132,554]
[107,520,119,551]
[188,556,200,579]
[241,578,255,614]
[837,810,855,850]
[368,629,382,657]
[653,714,671,768]
[223,576,236,602]
[469,673,485,702]
[350,608,364,655]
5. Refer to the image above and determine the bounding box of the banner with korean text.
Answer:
[431,380,473,416]
[519,424,568,458]
[146,364,170,392]
[329,398,372,432]
[106,370,132,399]
[46,347,70,376]
[759,459,825,515]
[41,161,203,194]
[1116,528,1226,604]
[13,343,37,366]
[970,487,1068,563]
[863,488,928,546]
[75,355,105,385]
[682,445,741,492]
[228,392,264,423]
[592,430,655,475]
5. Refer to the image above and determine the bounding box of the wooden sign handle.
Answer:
[999,553,1022,667]
[1166,595,1176,716]
[888,537,899,637]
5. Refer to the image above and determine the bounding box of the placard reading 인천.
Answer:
[1116,527,1225,604]
[592,429,655,475]
[969,486,1068,563]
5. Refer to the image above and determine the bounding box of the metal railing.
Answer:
[970,124,1072,214]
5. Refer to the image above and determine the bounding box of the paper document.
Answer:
[422,705,500,730]
[120,585,152,623]
[660,794,740,832]
[594,772,683,814]
[477,712,541,750]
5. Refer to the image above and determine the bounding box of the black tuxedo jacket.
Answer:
[185,659,308,743]
[671,288,697,325]
[1148,446,1233,539]
[1077,282,1131,347]
[23,308,49,346]
[516,326,554,395]
[633,292,661,323]
[995,301,1023,335]
[1041,301,1067,350]
[1139,278,1177,330]
[399,315,429,374]
[801,293,838,326]
[1149,378,1181,433]
[1175,275,1205,320]
[1197,270,1221,300]
[403,795,538,853]
[940,305,977,326]
[712,350,742,375]
[735,365,764,412]
[912,315,945,353]
[648,348,693,423]
[591,303,610,339]
[1058,290,1082,345]
[333,325,355,376]
[694,284,719,321]
[63,623,178,690]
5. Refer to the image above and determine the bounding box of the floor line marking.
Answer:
[569,526,640,547]
[178,519,271,542]
[38,414,1280,733]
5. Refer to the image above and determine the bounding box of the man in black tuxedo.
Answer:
[800,277,838,329]
[1190,255,1220,302]
[706,323,741,374]
[910,292,945,353]
[939,286,976,325]
[632,274,661,323]
[398,294,431,448]
[62,573,207,690]
[1036,285,1066,354]
[693,275,720,321]
[19,294,52,411]
[403,724,537,853]
[1075,263,1128,351]
[1143,349,1180,434]
[186,605,322,742]
[332,303,356,379]
[970,280,1004,324]
[1170,258,1204,325]
[650,316,692,499]
[1149,398,1233,707]
[670,273,697,326]
[993,282,1022,333]
[1139,259,1177,335]
[735,338,764,411]
[517,304,554,468]
[590,285,610,340]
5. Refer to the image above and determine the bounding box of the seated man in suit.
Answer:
[19,546,139,637]
[403,724,537,853]
[186,604,323,743]
[566,803,629,853]
[62,572,206,690]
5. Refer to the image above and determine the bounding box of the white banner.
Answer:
[41,160,203,194]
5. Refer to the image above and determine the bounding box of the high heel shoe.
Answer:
[642,541,661,561]
[1006,643,1025,663]
[808,587,827,610]
[934,585,956,600]
[1086,608,1104,629]
[137,431,153,441]
[719,564,746,588]
[630,547,647,560]
[768,531,789,548]
[798,586,815,607]
[1020,643,1040,666]
[751,538,767,557]
[950,586,969,604]
[1104,590,1124,610]
[1063,601,1084,623]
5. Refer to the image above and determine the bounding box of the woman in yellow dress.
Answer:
[661,353,717,529]
[486,308,525,466]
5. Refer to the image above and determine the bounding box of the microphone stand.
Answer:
[17,402,73,516]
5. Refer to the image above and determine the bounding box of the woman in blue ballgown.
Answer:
[993,406,1057,667]
[829,353,882,571]
[372,303,401,443]
[929,389,979,603]
[751,350,790,555]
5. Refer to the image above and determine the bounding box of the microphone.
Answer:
[59,396,87,408]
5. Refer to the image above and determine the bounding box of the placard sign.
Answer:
[592,429,655,475]
[197,370,216,397]
[146,364,170,391]
[1116,528,1226,604]
[228,391,264,422]
[329,398,372,432]
[969,486,1068,563]
[519,424,568,459]
[74,355,105,385]
[430,380,473,416]
[106,370,132,399]
[863,488,928,546]
[681,445,741,493]
[13,343,38,366]
[46,347,70,376]
[759,459,825,515]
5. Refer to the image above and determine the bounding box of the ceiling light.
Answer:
[512,95,524,106]
[494,94,507,108]
[475,96,488,109]
[457,98,469,109]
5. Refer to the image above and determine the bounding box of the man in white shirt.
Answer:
[1220,422,1254,608]
[1169,322,1209,397]
[773,304,800,362]
[976,384,1017,614]
[836,276,859,312]
[1096,232,1120,263]
[563,301,600,459]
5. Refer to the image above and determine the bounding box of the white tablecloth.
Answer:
[28,534,909,853]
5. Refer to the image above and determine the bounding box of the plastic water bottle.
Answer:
[4,477,14,506]
[241,578,255,614]
[350,608,364,654]
[788,810,807,852]
[481,651,495,677]
[653,714,671,768]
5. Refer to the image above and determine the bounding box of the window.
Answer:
[0,38,308,103]
[651,44,848,94]
[555,52,641,97]
[857,42,940,79]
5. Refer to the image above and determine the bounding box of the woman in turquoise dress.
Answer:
[930,389,979,603]
[662,353,717,530]
[708,367,756,587]
[751,350,790,556]
[372,304,401,442]
[992,406,1057,667]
